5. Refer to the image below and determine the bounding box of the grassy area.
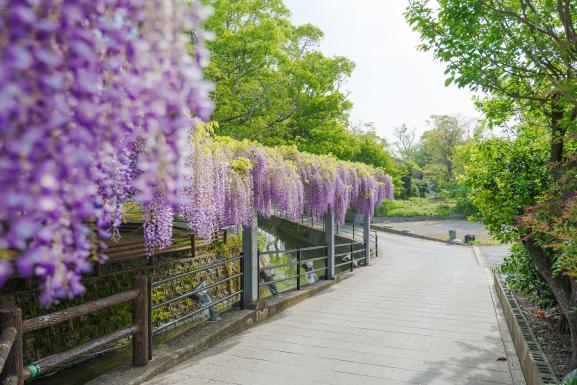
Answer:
[375,197,461,217]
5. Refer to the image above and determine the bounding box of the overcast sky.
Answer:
[283,0,480,142]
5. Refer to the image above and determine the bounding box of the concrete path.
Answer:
[381,220,492,242]
[143,232,522,385]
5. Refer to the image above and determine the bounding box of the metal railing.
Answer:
[150,255,243,337]
[258,245,328,297]
[298,214,379,258]
[334,241,367,271]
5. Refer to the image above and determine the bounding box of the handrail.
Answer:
[152,255,242,288]
[153,291,242,335]
[152,273,242,310]
[334,241,364,248]
[258,248,299,256]
[23,290,138,332]
[22,325,138,381]
[258,244,327,256]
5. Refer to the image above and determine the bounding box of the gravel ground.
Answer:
[515,294,572,381]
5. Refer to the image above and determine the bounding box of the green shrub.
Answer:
[208,234,242,257]
[375,197,460,217]
[563,369,577,385]
[498,243,556,309]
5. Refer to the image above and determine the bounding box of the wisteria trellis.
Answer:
[140,132,394,262]
[0,1,393,307]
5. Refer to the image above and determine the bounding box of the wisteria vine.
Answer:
[0,0,212,305]
[0,1,393,307]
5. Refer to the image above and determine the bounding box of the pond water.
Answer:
[257,228,327,298]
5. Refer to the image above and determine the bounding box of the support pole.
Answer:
[242,214,259,306]
[132,275,149,367]
[325,212,335,279]
[296,248,301,290]
[364,213,371,265]
[0,307,23,385]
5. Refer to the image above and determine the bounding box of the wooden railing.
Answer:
[102,225,227,265]
[0,307,21,385]
[0,276,149,384]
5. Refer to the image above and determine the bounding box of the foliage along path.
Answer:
[143,232,523,385]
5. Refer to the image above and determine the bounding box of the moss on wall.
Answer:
[5,235,242,364]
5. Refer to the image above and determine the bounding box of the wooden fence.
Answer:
[0,276,149,384]
[1,225,231,383]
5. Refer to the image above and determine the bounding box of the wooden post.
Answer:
[95,243,103,275]
[223,228,228,243]
[0,295,15,309]
[132,275,149,367]
[0,307,23,385]
[191,233,196,259]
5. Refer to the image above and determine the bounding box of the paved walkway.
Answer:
[381,220,493,242]
[144,232,521,385]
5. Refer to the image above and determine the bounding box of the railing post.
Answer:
[132,275,149,367]
[242,214,258,307]
[191,233,196,259]
[223,228,228,243]
[350,243,354,272]
[239,253,245,309]
[0,307,23,385]
[352,222,355,239]
[325,212,335,279]
[364,213,371,265]
[147,279,152,361]
[375,230,379,258]
[296,248,301,290]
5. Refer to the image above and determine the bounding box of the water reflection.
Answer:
[258,228,325,298]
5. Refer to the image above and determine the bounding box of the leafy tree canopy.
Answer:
[204,0,355,149]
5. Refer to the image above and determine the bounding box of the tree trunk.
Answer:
[522,239,577,370]
[567,312,577,369]
[550,98,566,181]
[559,313,570,335]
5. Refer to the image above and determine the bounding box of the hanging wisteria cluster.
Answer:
[0,0,213,305]
[0,0,393,307]
[142,131,394,259]
[277,147,394,224]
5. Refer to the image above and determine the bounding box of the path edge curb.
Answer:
[493,272,559,385]
[371,224,466,245]
[87,272,354,385]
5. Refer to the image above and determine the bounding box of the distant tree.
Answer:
[346,122,395,172]
[392,124,417,162]
[409,114,476,188]
[204,0,354,149]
